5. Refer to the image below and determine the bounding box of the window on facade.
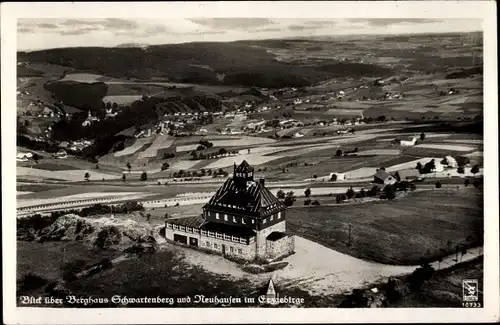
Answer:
[252,219,255,224]
[263,219,267,224]
[214,243,218,249]
[224,214,228,221]
[278,212,281,219]
[242,218,246,224]
[233,217,237,223]
[206,241,210,247]
[216,213,219,219]
[230,247,234,253]
[238,249,242,254]
[270,215,273,221]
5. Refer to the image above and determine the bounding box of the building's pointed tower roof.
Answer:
[236,160,253,172]
[266,278,276,297]
[204,160,286,218]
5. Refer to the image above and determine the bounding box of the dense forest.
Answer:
[18,42,393,88]
[44,80,108,111]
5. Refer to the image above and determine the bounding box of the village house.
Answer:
[82,110,99,127]
[105,108,118,118]
[42,106,55,117]
[58,141,69,149]
[443,155,459,168]
[400,137,418,147]
[373,169,397,188]
[16,152,33,162]
[196,128,208,135]
[394,169,421,182]
[54,149,67,159]
[329,172,346,181]
[165,161,295,260]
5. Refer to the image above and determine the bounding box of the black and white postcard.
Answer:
[2,1,498,324]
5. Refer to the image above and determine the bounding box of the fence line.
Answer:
[17,194,214,214]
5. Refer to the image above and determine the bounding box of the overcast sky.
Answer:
[17,18,482,51]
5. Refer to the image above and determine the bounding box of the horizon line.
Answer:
[17,30,482,52]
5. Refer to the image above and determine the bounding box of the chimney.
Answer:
[259,178,265,186]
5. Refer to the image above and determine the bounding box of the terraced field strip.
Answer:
[442,139,483,145]
[326,108,365,115]
[210,136,277,147]
[103,95,143,105]
[30,163,82,171]
[17,167,121,182]
[170,160,202,171]
[114,138,154,157]
[464,151,483,157]
[176,144,199,152]
[343,167,379,179]
[385,157,442,172]
[269,186,365,197]
[272,135,356,147]
[60,73,105,82]
[137,134,175,159]
[204,152,283,169]
[413,143,476,152]
[17,191,33,196]
[357,149,401,156]
[277,127,302,137]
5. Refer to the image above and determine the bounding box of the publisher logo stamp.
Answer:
[462,279,479,302]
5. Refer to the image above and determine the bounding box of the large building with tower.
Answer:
[164,161,295,260]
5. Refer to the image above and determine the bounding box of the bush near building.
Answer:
[284,191,296,207]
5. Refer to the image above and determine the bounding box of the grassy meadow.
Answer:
[286,187,483,265]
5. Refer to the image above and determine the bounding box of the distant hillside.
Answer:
[44,80,108,111]
[17,65,45,77]
[314,62,393,78]
[115,43,149,48]
[17,42,393,88]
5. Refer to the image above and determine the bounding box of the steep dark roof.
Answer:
[166,216,256,238]
[203,178,286,219]
[374,169,393,180]
[266,231,289,241]
[201,222,256,238]
[166,215,204,228]
[235,160,254,172]
[395,169,421,180]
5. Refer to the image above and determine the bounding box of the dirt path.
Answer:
[174,236,483,296]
